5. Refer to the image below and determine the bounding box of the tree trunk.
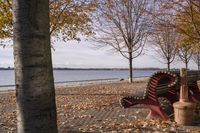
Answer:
[13,0,57,132]
[185,62,188,70]
[198,54,200,70]
[128,52,133,83]
[167,61,170,71]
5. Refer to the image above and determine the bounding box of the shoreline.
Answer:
[0,77,149,93]
[0,67,163,70]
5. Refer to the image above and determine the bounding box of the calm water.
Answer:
[0,69,158,90]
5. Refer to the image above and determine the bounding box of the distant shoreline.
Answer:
[0,67,164,71]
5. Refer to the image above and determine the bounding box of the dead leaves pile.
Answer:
[56,81,145,111]
[0,110,17,132]
[77,119,199,133]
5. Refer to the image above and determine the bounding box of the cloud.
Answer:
[51,41,128,68]
[0,40,197,69]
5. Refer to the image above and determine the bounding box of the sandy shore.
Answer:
[0,78,200,132]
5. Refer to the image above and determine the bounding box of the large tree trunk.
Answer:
[13,0,57,132]
[128,52,133,83]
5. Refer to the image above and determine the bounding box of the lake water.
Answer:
[0,69,158,90]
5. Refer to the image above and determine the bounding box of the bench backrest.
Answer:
[145,70,200,100]
[144,71,178,100]
[169,70,200,85]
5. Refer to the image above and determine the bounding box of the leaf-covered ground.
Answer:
[0,79,200,132]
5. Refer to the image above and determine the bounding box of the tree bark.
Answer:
[167,61,170,71]
[198,53,200,70]
[185,62,188,70]
[128,52,133,83]
[13,0,58,132]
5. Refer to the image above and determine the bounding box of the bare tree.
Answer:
[150,18,178,70]
[93,0,152,83]
[192,52,200,70]
[178,45,193,70]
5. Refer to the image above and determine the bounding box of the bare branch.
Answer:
[92,0,151,60]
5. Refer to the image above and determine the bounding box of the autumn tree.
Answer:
[49,0,95,41]
[175,0,200,51]
[171,0,200,69]
[93,0,152,83]
[151,0,199,70]
[154,0,200,49]
[13,0,57,132]
[177,21,200,70]
[0,0,12,46]
[0,0,95,45]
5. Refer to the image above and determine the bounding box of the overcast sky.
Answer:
[0,39,197,69]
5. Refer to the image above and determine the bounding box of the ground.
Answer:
[0,78,200,132]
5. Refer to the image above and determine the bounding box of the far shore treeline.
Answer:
[0,67,178,71]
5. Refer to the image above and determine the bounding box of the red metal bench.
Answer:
[120,71,200,120]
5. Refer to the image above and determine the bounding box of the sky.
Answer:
[0,39,197,69]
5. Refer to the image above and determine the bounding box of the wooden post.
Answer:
[173,68,196,125]
[180,68,188,102]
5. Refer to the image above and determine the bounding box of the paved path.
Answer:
[58,106,151,132]
[58,105,200,133]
